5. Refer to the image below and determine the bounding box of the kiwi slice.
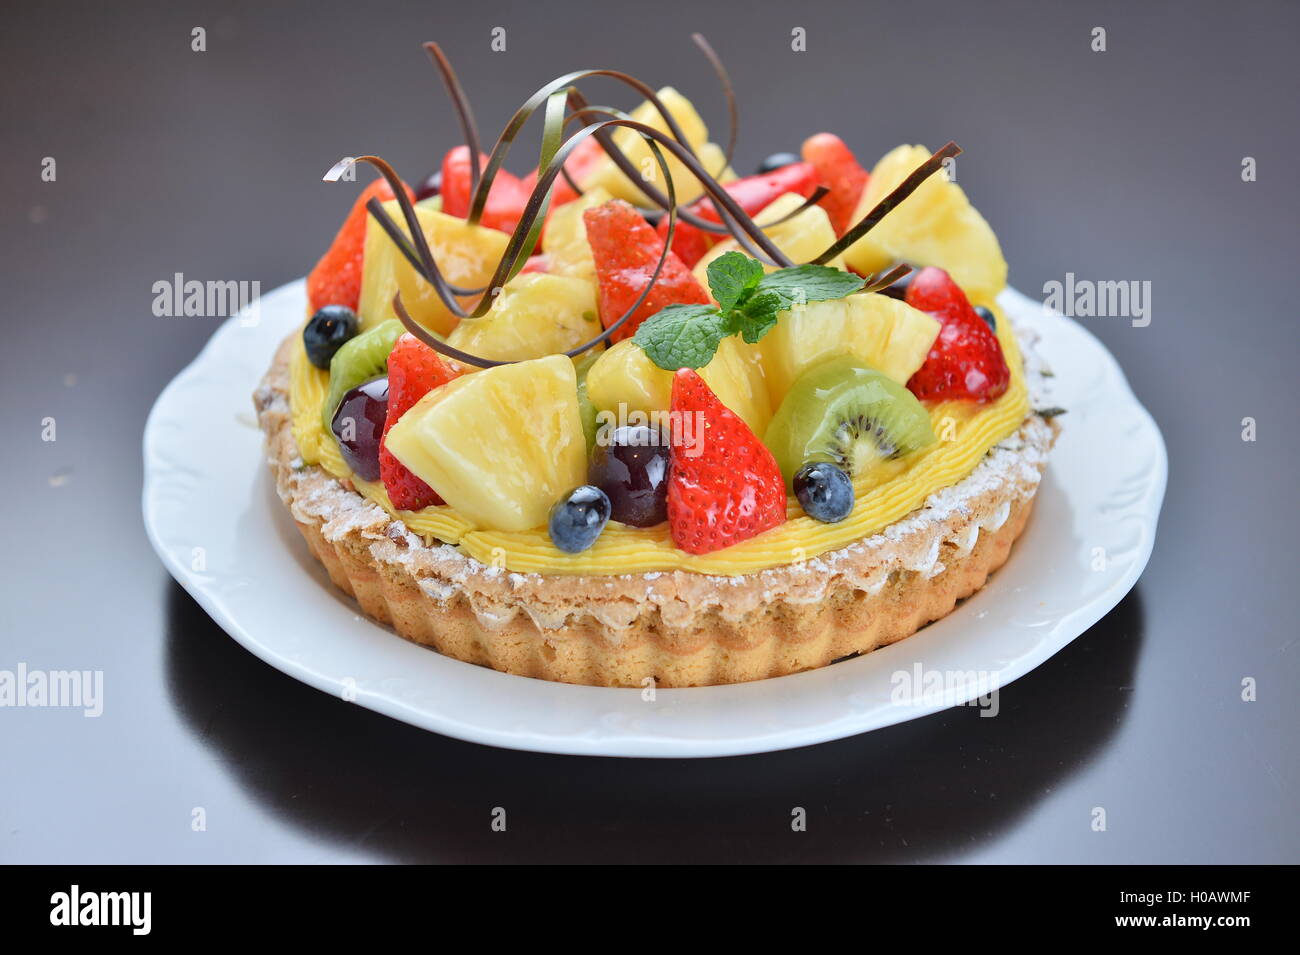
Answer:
[764,355,936,490]
[573,348,602,453]
[322,319,404,430]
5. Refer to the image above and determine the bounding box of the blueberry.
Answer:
[974,306,996,331]
[756,151,800,175]
[793,462,855,523]
[304,305,359,369]
[548,485,612,553]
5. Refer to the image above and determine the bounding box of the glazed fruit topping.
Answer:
[666,369,786,554]
[793,462,855,523]
[548,485,612,553]
[800,133,869,236]
[584,199,711,343]
[379,333,461,510]
[303,305,359,370]
[588,426,670,527]
[331,377,389,482]
[298,37,1028,558]
[904,267,1009,403]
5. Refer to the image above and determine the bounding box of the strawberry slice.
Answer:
[307,178,412,313]
[654,161,820,267]
[584,200,711,342]
[800,133,869,235]
[666,369,787,554]
[654,214,713,268]
[904,267,1010,403]
[379,333,462,509]
[440,145,531,235]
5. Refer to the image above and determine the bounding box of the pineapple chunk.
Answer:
[842,144,1007,304]
[357,199,510,335]
[585,336,770,437]
[702,334,770,436]
[580,88,735,205]
[384,355,587,531]
[541,187,613,284]
[585,339,672,418]
[692,192,845,289]
[759,293,940,405]
[446,273,599,362]
[692,142,737,187]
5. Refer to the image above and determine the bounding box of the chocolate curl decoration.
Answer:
[325,40,968,370]
[690,32,737,173]
[861,264,913,294]
[423,42,484,199]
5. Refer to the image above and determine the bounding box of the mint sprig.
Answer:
[632,251,865,370]
[634,304,729,371]
[707,251,765,313]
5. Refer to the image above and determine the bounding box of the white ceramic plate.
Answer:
[143,280,1166,757]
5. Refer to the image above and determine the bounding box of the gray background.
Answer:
[1,0,1296,862]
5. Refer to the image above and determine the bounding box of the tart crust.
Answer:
[255,332,1057,688]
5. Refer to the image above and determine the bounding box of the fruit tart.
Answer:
[254,39,1058,687]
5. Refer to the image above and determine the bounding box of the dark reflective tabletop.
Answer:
[1,0,1296,863]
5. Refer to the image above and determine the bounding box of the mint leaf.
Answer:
[757,264,864,307]
[632,304,727,370]
[734,289,786,344]
[632,255,867,366]
[706,251,765,313]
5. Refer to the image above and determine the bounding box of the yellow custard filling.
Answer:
[287,304,1029,575]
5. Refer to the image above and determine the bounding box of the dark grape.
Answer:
[794,462,855,523]
[304,305,359,369]
[974,306,996,331]
[330,377,389,482]
[588,426,670,527]
[414,169,442,201]
[756,151,800,175]
[548,485,611,553]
